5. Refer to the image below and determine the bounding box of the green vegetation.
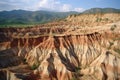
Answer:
[113,38,120,41]
[71,77,77,80]
[31,63,40,70]
[110,25,117,31]
[104,18,109,21]
[0,24,35,28]
[96,17,109,22]
[96,17,102,22]
[1,8,120,27]
[108,41,114,49]
[114,48,120,54]
[0,10,78,26]
[70,66,81,80]
[75,66,81,73]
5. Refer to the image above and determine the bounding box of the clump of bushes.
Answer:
[71,77,77,80]
[114,48,120,54]
[108,41,114,49]
[110,25,117,31]
[96,18,102,22]
[31,63,40,70]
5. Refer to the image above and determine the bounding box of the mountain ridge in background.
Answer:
[0,10,78,25]
[83,8,120,14]
[0,8,120,25]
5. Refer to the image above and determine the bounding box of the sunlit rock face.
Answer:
[0,13,120,80]
[66,13,120,27]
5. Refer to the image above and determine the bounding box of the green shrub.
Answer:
[96,18,102,22]
[114,49,120,54]
[110,25,117,31]
[108,41,114,49]
[75,67,81,73]
[71,77,77,80]
[31,63,39,70]
[103,18,109,21]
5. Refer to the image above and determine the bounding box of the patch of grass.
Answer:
[75,67,81,73]
[96,18,102,22]
[70,66,81,80]
[113,38,120,41]
[31,63,40,70]
[110,25,117,31]
[114,48,120,54]
[71,77,77,80]
[104,18,109,21]
[108,41,114,49]
[0,24,35,28]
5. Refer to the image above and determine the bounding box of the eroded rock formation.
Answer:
[0,13,120,80]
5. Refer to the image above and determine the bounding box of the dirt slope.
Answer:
[0,13,120,80]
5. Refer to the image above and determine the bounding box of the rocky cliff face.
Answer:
[66,13,120,27]
[0,13,120,80]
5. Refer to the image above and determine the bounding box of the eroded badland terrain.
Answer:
[0,13,120,80]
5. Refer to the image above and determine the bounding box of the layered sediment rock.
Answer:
[0,13,120,80]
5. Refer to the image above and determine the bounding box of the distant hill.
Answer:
[0,10,78,25]
[83,8,120,14]
[0,8,120,25]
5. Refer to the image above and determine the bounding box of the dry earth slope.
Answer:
[0,13,120,80]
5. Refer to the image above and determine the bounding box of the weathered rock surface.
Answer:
[0,13,120,80]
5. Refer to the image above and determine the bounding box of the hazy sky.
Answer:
[0,0,120,12]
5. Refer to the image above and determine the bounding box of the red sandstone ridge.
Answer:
[0,13,120,80]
